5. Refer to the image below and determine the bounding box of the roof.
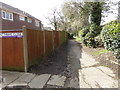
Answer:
[0,1,41,22]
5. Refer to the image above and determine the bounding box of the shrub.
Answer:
[101,20,120,59]
[81,26,89,37]
[80,24,102,47]
[95,35,104,47]
[68,33,74,39]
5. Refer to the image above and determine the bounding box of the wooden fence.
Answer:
[0,27,67,72]
[0,30,24,71]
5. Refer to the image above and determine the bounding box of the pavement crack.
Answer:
[81,63,100,69]
[80,70,92,88]
[27,74,37,84]
[43,74,52,88]
[95,81,102,88]
[6,73,24,86]
[96,67,115,79]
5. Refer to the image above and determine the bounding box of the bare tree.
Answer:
[46,8,69,31]
[46,8,59,30]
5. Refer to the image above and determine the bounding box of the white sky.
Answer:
[101,1,119,25]
[0,0,64,27]
[0,0,119,27]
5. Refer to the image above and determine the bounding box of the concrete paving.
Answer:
[79,51,118,88]
[80,52,99,68]
[47,75,66,87]
[28,74,51,88]
[0,70,51,89]
[0,40,119,89]
[1,71,24,88]
[8,73,36,87]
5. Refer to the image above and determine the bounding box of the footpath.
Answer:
[79,51,118,88]
[0,70,66,89]
[0,40,119,89]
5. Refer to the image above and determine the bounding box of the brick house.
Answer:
[0,2,42,30]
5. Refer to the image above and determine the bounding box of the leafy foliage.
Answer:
[95,35,104,47]
[101,20,120,58]
[76,2,103,48]
[62,2,90,32]
[80,24,102,47]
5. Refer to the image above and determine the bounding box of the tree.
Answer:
[46,8,69,31]
[62,1,90,32]
[46,8,59,30]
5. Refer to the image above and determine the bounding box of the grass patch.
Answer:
[104,65,109,67]
[76,37,82,42]
[93,49,108,56]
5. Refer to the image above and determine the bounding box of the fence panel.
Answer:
[38,31,44,57]
[45,30,53,55]
[1,28,68,72]
[53,31,59,49]
[59,31,66,46]
[26,29,40,66]
[0,30,24,71]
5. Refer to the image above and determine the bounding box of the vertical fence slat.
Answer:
[52,30,54,50]
[43,30,46,56]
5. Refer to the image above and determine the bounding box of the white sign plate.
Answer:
[0,33,23,38]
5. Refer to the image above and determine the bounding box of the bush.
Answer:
[80,24,102,47]
[95,35,104,47]
[68,33,74,39]
[101,20,120,59]
[89,24,102,36]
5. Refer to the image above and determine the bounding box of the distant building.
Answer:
[44,27,52,31]
[0,2,42,30]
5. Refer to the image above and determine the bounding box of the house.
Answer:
[0,2,42,30]
[44,27,52,31]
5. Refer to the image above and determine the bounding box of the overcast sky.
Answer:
[0,0,119,27]
[101,0,119,25]
[0,0,64,27]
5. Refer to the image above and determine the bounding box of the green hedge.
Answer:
[81,24,102,47]
[101,20,120,59]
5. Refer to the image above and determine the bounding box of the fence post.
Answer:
[43,30,46,56]
[22,26,28,72]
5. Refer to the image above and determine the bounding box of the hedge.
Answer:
[101,20,120,59]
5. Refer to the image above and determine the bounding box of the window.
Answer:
[2,11,6,19]
[35,20,40,27]
[6,12,9,19]
[27,18,32,23]
[19,16,25,21]
[2,10,13,21]
[9,13,13,20]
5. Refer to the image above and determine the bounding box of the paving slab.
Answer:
[28,74,51,88]
[79,67,118,88]
[79,50,118,88]
[81,52,99,68]
[47,75,66,87]
[69,77,79,88]
[8,73,36,87]
[79,70,91,88]
[1,71,24,86]
[96,66,116,77]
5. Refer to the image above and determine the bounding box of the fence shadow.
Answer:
[28,42,69,76]
[2,40,82,89]
[28,40,82,88]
